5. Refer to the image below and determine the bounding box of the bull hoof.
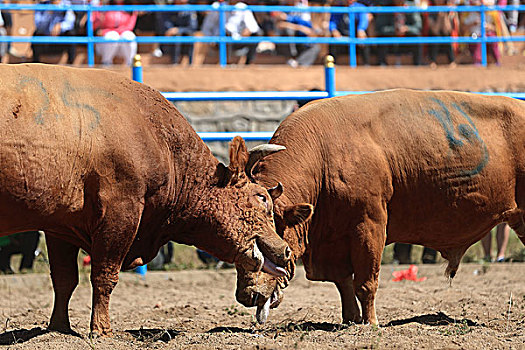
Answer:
[362,320,379,327]
[48,323,80,337]
[343,315,362,325]
[89,329,113,338]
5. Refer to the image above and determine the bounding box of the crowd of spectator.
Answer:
[0,0,524,66]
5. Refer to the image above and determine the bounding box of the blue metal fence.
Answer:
[127,55,525,142]
[1,3,524,67]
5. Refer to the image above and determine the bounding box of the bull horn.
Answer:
[246,144,286,178]
[268,182,283,201]
[253,241,264,272]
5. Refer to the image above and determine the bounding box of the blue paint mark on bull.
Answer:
[428,97,489,176]
[61,81,101,131]
[17,77,50,125]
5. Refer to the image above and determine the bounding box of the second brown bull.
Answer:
[236,89,525,325]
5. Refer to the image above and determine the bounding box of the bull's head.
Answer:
[201,137,294,281]
[234,144,314,323]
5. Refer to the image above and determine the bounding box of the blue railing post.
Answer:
[132,54,143,83]
[480,4,487,67]
[134,264,147,278]
[86,6,95,67]
[349,9,357,68]
[324,55,336,98]
[218,1,227,67]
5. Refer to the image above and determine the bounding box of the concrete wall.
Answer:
[175,100,296,163]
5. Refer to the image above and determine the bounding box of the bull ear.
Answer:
[283,203,314,227]
[215,163,231,187]
[268,182,284,201]
[228,136,249,183]
[246,143,286,178]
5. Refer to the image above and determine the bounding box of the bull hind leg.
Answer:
[46,234,80,334]
[349,209,388,325]
[335,276,362,324]
[89,199,144,336]
[507,212,525,245]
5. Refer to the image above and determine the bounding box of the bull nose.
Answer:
[284,246,292,261]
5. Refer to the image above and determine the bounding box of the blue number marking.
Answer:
[17,77,51,125]
[428,97,489,176]
[61,81,101,131]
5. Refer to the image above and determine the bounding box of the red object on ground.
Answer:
[83,255,91,267]
[392,264,427,282]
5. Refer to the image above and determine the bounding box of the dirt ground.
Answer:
[0,263,523,349]
[103,61,525,93]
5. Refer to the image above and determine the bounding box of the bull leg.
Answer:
[46,234,80,334]
[507,213,525,245]
[349,217,387,326]
[89,201,144,336]
[335,276,362,324]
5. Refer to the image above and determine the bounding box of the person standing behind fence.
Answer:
[375,0,423,66]
[329,0,370,65]
[93,0,137,66]
[0,7,7,62]
[481,223,510,262]
[157,0,198,64]
[32,0,77,64]
[462,0,501,65]
[0,1,11,63]
[426,0,457,67]
[0,231,41,274]
[272,10,321,67]
[201,0,261,64]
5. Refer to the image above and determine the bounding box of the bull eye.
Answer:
[256,194,269,210]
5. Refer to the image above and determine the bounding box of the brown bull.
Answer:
[0,64,293,336]
[237,89,525,325]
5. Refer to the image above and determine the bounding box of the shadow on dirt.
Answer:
[207,322,350,334]
[275,321,350,332]
[126,328,180,342]
[208,326,254,333]
[384,312,479,327]
[0,327,49,345]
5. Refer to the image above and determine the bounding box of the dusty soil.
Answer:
[0,263,523,349]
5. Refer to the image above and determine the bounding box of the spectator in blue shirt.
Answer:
[329,0,370,65]
[157,0,198,64]
[32,0,77,64]
[273,11,321,67]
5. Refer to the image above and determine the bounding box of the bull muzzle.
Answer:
[237,241,291,278]
[235,265,290,325]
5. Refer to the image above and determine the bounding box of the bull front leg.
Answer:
[335,276,362,324]
[349,214,387,326]
[46,234,80,334]
[89,199,144,336]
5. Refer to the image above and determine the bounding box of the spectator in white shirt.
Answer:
[201,0,261,64]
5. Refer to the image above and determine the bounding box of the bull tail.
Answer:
[441,247,468,281]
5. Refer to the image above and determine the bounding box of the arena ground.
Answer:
[103,61,525,93]
[0,263,523,349]
[0,65,524,349]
